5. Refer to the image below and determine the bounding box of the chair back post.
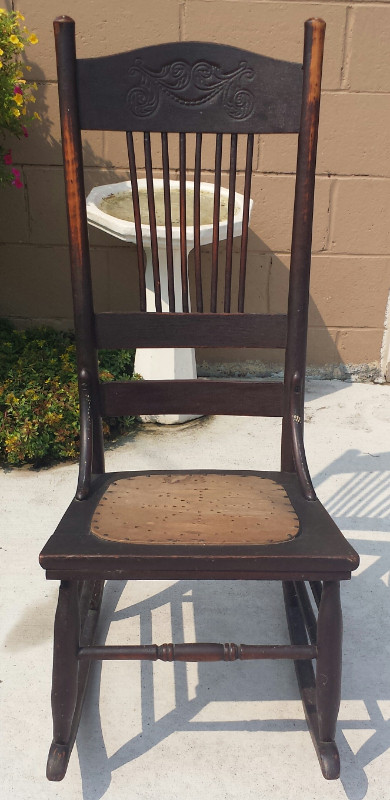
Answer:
[281,18,325,471]
[54,16,105,475]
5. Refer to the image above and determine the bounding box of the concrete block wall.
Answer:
[1,0,389,377]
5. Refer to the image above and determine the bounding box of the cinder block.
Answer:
[0,245,73,317]
[259,134,297,175]
[269,254,390,328]
[260,94,390,178]
[307,327,340,366]
[106,246,143,312]
[337,328,383,365]
[184,1,347,90]
[0,244,108,320]
[317,94,390,177]
[247,174,330,254]
[25,166,68,245]
[309,256,390,328]
[22,0,180,80]
[330,179,390,255]
[348,6,390,92]
[0,172,29,243]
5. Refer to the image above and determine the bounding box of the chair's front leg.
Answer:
[316,581,342,748]
[47,580,80,780]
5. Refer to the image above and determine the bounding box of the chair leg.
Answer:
[283,580,341,780]
[316,580,342,777]
[46,579,104,781]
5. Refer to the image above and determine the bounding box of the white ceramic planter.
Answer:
[86,179,253,424]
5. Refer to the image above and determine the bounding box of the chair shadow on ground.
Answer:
[75,448,390,800]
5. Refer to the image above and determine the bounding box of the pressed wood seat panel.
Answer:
[39,15,359,784]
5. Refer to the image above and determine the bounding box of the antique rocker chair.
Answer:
[40,15,359,782]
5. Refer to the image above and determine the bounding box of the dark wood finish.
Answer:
[224,133,238,313]
[99,379,284,417]
[310,580,323,609]
[126,132,146,311]
[161,131,175,311]
[54,16,104,474]
[179,132,189,311]
[41,16,360,783]
[282,19,325,471]
[94,312,288,349]
[40,470,359,578]
[211,133,222,312]
[144,131,162,311]
[75,368,92,500]
[294,579,317,645]
[238,133,254,312]
[316,581,342,745]
[194,132,203,311]
[79,642,317,662]
[77,42,303,133]
[46,579,103,781]
[283,581,340,779]
[50,581,79,748]
[290,371,316,500]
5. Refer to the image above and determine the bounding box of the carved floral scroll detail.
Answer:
[127,58,255,120]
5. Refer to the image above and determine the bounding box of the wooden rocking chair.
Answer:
[40,16,359,781]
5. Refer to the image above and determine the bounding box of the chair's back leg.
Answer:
[281,18,325,471]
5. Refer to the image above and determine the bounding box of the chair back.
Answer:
[54,16,325,477]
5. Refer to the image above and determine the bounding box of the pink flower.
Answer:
[11,167,23,187]
[22,125,28,138]
[3,150,12,165]
[14,84,23,94]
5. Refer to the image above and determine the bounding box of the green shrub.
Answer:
[0,320,136,466]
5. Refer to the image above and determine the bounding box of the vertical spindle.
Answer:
[238,133,254,312]
[224,133,237,313]
[144,132,162,312]
[127,132,146,312]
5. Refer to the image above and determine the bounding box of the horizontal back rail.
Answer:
[95,312,288,349]
[100,380,284,417]
[76,42,303,133]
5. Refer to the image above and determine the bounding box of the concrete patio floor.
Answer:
[1,379,389,800]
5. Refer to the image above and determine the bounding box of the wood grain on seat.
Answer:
[90,473,300,545]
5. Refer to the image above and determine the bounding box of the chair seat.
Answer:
[39,470,359,580]
[91,473,300,545]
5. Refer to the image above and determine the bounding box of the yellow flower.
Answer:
[33,111,41,121]
[16,11,25,21]
[32,81,38,90]
[0,9,6,14]
[25,65,32,72]
[22,106,26,115]
[0,62,3,70]
[18,79,26,84]
[29,94,36,103]
[0,48,3,55]
[28,33,38,45]
[12,108,20,117]
[9,34,20,45]
[13,93,24,106]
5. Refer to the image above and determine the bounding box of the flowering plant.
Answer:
[0,8,39,188]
